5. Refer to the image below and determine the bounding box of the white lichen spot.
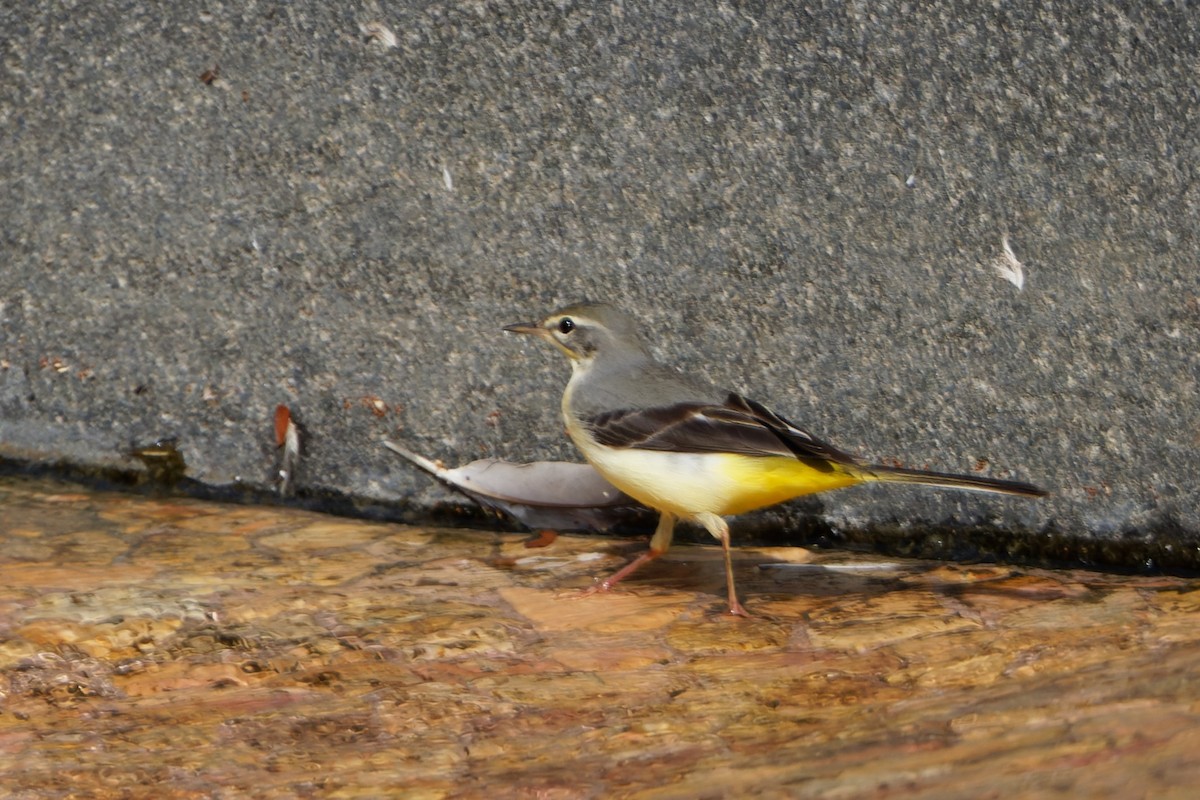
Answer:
[442,164,454,192]
[992,235,1025,291]
[361,21,398,49]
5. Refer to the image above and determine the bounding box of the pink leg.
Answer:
[583,512,676,594]
[596,548,662,591]
[696,512,749,617]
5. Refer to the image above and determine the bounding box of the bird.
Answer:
[504,302,1047,616]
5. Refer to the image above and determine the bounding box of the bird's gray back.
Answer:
[570,355,725,418]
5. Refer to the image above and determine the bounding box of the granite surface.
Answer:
[1,2,1198,566]
[1,477,1197,797]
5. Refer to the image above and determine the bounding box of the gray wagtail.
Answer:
[505,302,1047,616]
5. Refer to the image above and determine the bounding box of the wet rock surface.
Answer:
[1,477,1196,798]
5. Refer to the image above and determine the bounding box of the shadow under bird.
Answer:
[505,302,1047,617]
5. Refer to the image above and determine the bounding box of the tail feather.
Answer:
[864,465,1048,498]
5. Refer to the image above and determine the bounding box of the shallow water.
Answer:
[0,477,1196,798]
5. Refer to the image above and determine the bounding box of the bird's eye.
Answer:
[557,318,575,334]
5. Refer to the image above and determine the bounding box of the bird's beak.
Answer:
[505,318,578,360]
[503,321,544,336]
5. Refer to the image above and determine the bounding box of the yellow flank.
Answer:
[564,399,866,519]
[571,438,866,520]
[713,453,863,516]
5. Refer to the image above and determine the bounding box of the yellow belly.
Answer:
[714,453,862,515]
[572,433,862,518]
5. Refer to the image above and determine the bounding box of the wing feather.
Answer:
[585,393,861,474]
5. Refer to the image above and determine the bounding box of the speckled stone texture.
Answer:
[1,2,1197,563]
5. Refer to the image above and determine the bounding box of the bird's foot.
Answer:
[726,599,753,618]
[567,579,616,600]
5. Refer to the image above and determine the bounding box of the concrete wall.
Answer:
[2,2,1197,566]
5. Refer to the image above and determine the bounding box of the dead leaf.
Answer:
[384,440,642,531]
[524,530,559,549]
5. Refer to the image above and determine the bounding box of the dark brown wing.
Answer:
[723,393,863,466]
[585,393,861,474]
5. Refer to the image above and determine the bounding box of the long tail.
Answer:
[863,465,1048,498]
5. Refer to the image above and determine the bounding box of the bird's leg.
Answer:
[695,512,749,617]
[586,512,675,594]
